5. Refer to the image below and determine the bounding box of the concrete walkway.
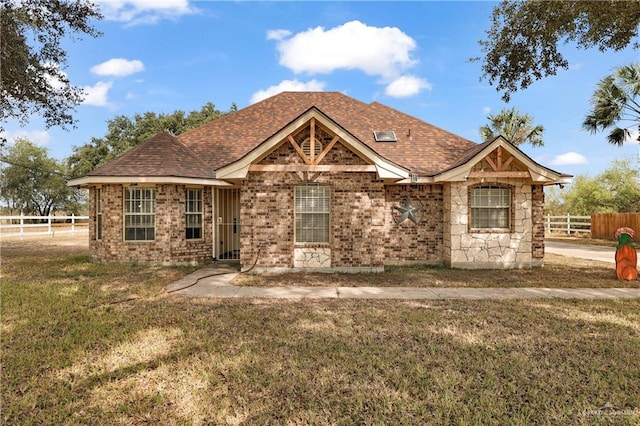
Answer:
[166,265,640,300]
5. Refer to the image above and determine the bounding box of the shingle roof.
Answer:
[90,92,478,178]
[90,130,215,179]
[178,91,477,176]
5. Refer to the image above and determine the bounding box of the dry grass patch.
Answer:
[2,239,640,424]
[234,253,635,288]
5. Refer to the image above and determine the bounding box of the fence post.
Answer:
[20,213,24,240]
[48,214,52,235]
[566,213,571,234]
[546,214,550,235]
[71,214,75,234]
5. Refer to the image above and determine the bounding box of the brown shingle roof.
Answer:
[178,91,477,176]
[90,130,215,179]
[91,92,479,178]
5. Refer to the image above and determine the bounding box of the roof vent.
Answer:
[373,131,397,142]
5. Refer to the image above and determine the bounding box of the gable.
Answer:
[215,108,409,180]
[432,136,571,185]
[469,146,531,179]
[257,119,369,167]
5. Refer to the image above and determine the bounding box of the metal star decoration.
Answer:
[393,195,422,225]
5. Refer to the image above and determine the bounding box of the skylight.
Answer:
[373,131,397,142]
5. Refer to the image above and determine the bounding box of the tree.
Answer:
[67,102,235,177]
[583,63,640,146]
[475,0,640,102]
[551,158,640,215]
[479,107,544,147]
[0,0,102,136]
[0,139,74,215]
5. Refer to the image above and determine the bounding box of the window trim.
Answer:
[185,188,203,240]
[294,183,330,244]
[123,187,156,242]
[468,184,513,232]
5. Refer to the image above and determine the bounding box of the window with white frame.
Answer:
[124,187,156,241]
[470,185,511,230]
[95,187,103,241]
[185,188,203,239]
[295,183,330,243]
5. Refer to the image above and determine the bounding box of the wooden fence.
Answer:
[591,213,640,240]
[545,214,591,235]
[0,215,89,238]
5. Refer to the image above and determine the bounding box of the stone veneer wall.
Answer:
[531,184,545,266]
[89,184,213,263]
[444,179,535,269]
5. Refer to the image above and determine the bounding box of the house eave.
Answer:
[432,136,571,185]
[67,175,232,188]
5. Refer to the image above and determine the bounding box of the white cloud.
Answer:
[384,75,432,98]
[91,58,145,77]
[125,91,138,100]
[82,81,113,107]
[550,152,588,166]
[0,129,51,146]
[96,0,197,26]
[482,106,491,115]
[250,79,326,104]
[271,20,418,79]
[267,29,291,41]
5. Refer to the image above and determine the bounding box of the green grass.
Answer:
[2,239,640,424]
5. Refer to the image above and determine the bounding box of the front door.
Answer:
[215,188,240,260]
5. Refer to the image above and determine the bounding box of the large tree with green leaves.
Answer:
[479,107,544,147]
[0,0,102,135]
[583,63,640,146]
[475,0,640,102]
[0,139,78,215]
[67,102,237,177]
[548,158,640,215]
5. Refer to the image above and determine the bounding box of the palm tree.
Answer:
[479,107,544,147]
[583,63,640,146]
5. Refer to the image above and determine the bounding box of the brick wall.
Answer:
[89,184,212,263]
[240,140,446,271]
[383,185,443,264]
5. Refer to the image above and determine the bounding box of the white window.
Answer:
[185,188,203,239]
[470,185,511,230]
[124,188,155,241]
[95,187,103,241]
[295,184,330,243]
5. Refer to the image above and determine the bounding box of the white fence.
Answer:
[0,215,89,238]
[545,214,591,235]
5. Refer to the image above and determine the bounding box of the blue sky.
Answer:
[3,0,639,179]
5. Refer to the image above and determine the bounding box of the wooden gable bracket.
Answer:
[286,118,341,165]
[468,146,531,179]
[251,118,375,173]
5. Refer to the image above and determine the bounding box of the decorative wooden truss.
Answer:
[467,146,531,179]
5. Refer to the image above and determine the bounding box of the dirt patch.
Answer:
[1,233,89,257]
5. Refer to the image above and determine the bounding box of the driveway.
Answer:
[546,241,616,264]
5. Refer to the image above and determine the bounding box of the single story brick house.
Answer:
[69,91,571,271]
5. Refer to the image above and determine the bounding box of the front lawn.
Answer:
[234,253,636,288]
[2,237,639,424]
